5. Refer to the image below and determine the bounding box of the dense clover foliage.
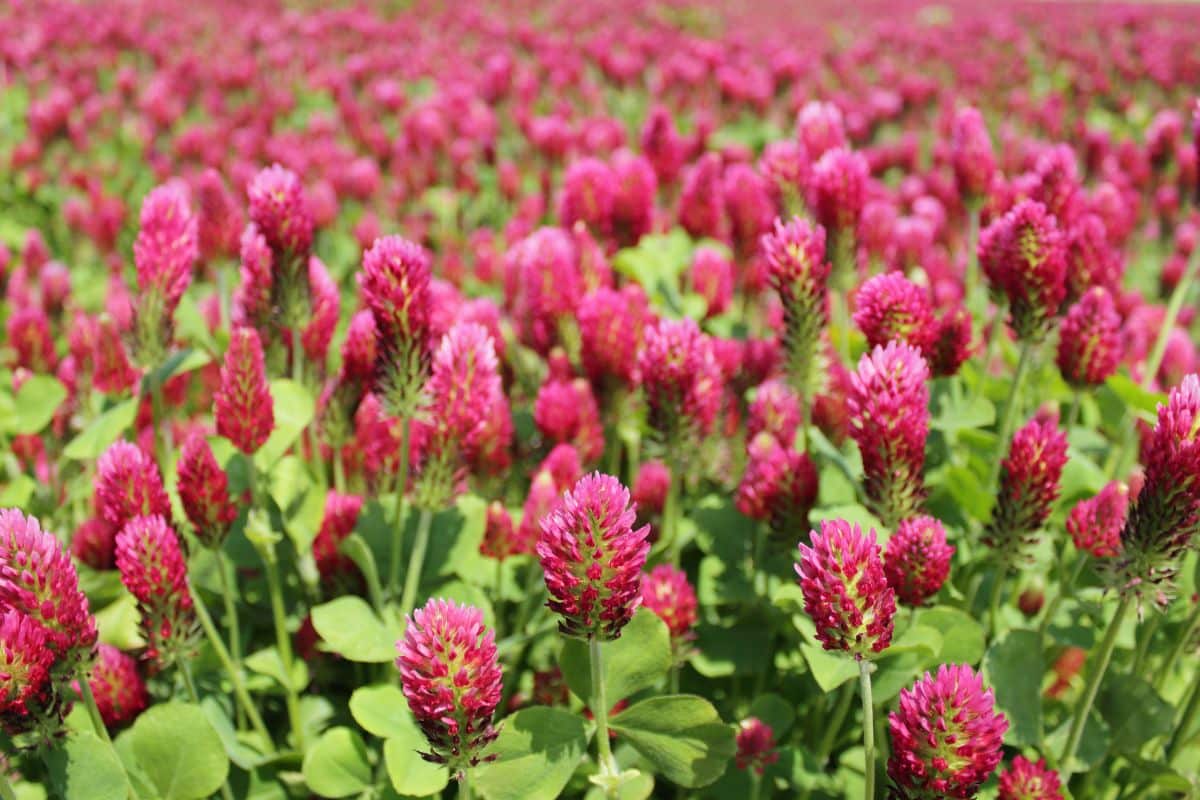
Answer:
[5,1,1200,798]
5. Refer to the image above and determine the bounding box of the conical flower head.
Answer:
[480,502,518,561]
[735,717,780,774]
[359,235,432,415]
[1056,287,1121,388]
[796,101,847,160]
[978,200,1067,342]
[578,285,648,386]
[760,216,831,395]
[79,644,148,730]
[215,327,274,455]
[537,473,650,640]
[6,308,57,373]
[133,182,197,322]
[807,147,868,237]
[930,306,973,378]
[997,756,1063,800]
[177,434,237,549]
[884,515,954,607]
[611,149,657,245]
[312,492,364,590]
[0,509,97,673]
[1109,375,1200,607]
[795,519,896,658]
[637,318,723,444]
[641,564,698,643]
[950,107,996,202]
[396,599,502,772]
[984,413,1068,564]
[516,445,582,556]
[114,515,195,664]
[247,165,314,259]
[888,664,1007,799]
[736,432,819,540]
[95,441,171,530]
[853,272,938,358]
[0,609,56,736]
[848,342,931,528]
[747,378,802,448]
[679,152,726,241]
[559,158,616,236]
[233,224,273,333]
[1067,481,1128,559]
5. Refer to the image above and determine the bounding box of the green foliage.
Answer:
[127,702,231,799]
[474,707,589,800]
[609,696,735,788]
[559,608,673,704]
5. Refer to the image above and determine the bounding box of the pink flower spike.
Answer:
[1067,481,1128,559]
[735,717,780,774]
[884,515,954,607]
[95,441,171,531]
[1056,287,1121,388]
[396,599,502,772]
[133,182,198,323]
[641,564,698,643]
[853,272,938,359]
[984,413,1068,563]
[78,643,148,730]
[537,473,650,640]
[215,327,274,455]
[247,165,314,259]
[177,434,238,549]
[0,609,56,737]
[998,755,1064,800]
[114,515,195,665]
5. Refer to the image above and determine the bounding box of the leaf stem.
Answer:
[388,416,413,598]
[663,465,681,566]
[78,673,113,745]
[459,769,473,800]
[858,660,875,800]
[1060,594,1132,774]
[0,772,15,800]
[214,551,244,728]
[987,339,1035,491]
[815,682,855,764]
[399,508,434,617]
[1037,554,1087,643]
[1165,672,1200,764]
[264,555,306,751]
[590,636,621,790]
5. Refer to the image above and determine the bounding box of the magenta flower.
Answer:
[984,413,1068,563]
[177,434,238,549]
[301,256,340,364]
[311,491,364,589]
[6,308,57,373]
[884,515,955,607]
[637,318,723,444]
[132,182,197,362]
[195,168,242,261]
[761,215,831,397]
[806,147,868,253]
[978,200,1067,342]
[690,246,734,318]
[534,368,605,464]
[796,101,847,161]
[396,599,502,771]
[1109,375,1200,607]
[0,609,55,737]
[1067,481,1128,559]
[678,152,726,241]
[734,717,780,774]
[930,306,974,378]
[888,664,1008,799]
[736,432,819,538]
[578,285,649,386]
[516,444,583,555]
[641,564,698,643]
[853,272,938,359]
[359,235,433,416]
[78,643,148,730]
[0,509,97,674]
[71,518,117,571]
[559,158,616,236]
[215,327,275,455]
[611,149,657,245]
[506,227,581,355]
[234,224,273,333]
[747,378,802,448]
[115,515,196,665]
[950,107,997,203]
[848,342,931,527]
[722,163,775,258]
[632,460,671,518]
[480,502,518,561]
[998,756,1064,800]
[247,165,314,260]
[1064,214,1120,302]
[537,473,650,640]
[95,441,171,531]
[796,519,895,658]
[1056,287,1121,388]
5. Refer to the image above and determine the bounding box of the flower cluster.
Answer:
[114,515,196,665]
[884,516,955,607]
[984,413,1069,564]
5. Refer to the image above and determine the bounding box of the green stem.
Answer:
[1130,614,1160,680]
[265,557,306,751]
[388,417,413,597]
[858,660,875,800]
[332,449,347,493]
[1154,601,1200,693]
[78,672,113,745]
[970,305,1007,405]
[986,561,1006,637]
[150,381,168,474]
[751,522,767,598]
[190,584,274,749]
[1143,246,1199,387]
[179,659,200,703]
[749,769,763,800]
[1038,554,1087,642]
[0,772,16,800]
[1066,391,1082,430]
[1060,594,1132,773]
[987,339,1035,491]
[1165,675,1200,764]
[399,508,433,616]
[215,551,243,680]
[459,769,472,800]
[663,466,681,566]
[590,637,620,791]
[815,683,856,764]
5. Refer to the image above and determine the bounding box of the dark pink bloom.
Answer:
[396,599,502,771]
[1067,482,1129,559]
[505,227,581,354]
[301,256,339,364]
[853,272,938,359]
[678,152,726,241]
[796,519,895,657]
[195,168,242,261]
[1057,287,1121,387]
[930,307,974,378]
[578,285,649,386]
[342,310,379,385]
[0,509,97,671]
[133,182,198,325]
[177,434,238,548]
[610,149,657,245]
[950,107,996,202]
[689,246,734,318]
[641,564,698,642]
[480,502,518,561]
[533,367,605,463]
[233,224,273,333]
[807,147,868,243]
[884,515,954,607]
[735,717,779,775]
[559,158,615,236]
[736,432,819,537]
[71,517,117,571]
[215,327,274,455]
[516,446,582,558]
[423,322,503,464]
[92,316,139,394]
[312,492,364,589]
[247,165,313,259]
[747,378,802,448]
[632,460,671,517]
[848,342,931,527]
[723,163,775,258]
[888,665,1008,799]
[0,609,55,736]
[6,308,57,372]
[984,413,1068,562]
[796,101,846,161]
[640,106,685,185]
[1064,214,1120,302]
[638,318,723,442]
[95,441,171,530]
[114,515,195,664]
[80,644,148,730]
[979,200,1067,342]
[359,235,432,414]
[998,756,1063,800]
[761,216,831,396]
[537,473,650,640]
[1110,375,1200,607]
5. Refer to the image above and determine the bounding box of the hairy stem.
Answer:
[590,637,620,790]
[859,660,875,800]
[264,556,306,751]
[388,416,413,597]
[399,508,434,617]
[1060,594,1132,773]
[987,339,1035,491]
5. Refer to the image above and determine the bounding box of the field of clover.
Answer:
[4,1,1200,798]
